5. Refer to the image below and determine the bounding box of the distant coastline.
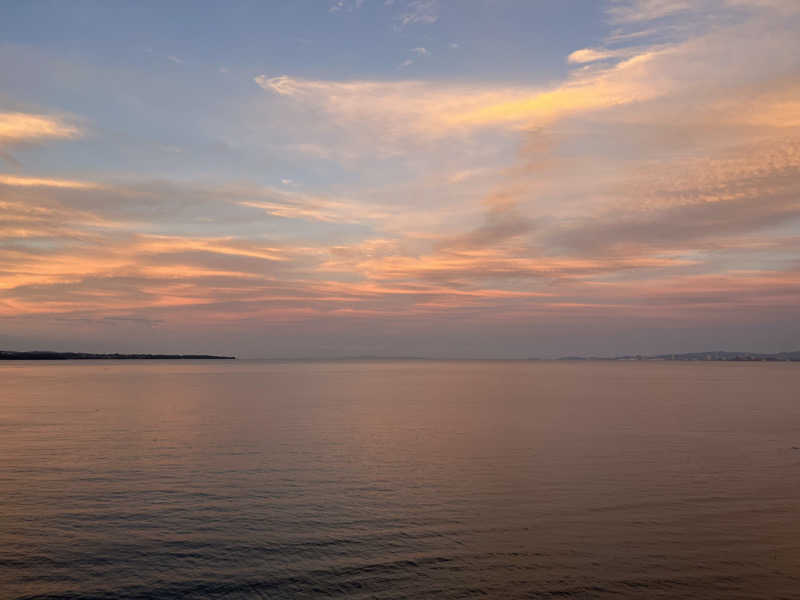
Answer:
[261,351,799,362]
[556,350,800,362]
[256,352,800,362]
[0,351,235,360]
[2,350,797,362]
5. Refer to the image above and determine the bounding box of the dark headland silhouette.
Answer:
[0,350,235,360]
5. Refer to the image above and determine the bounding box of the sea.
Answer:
[2,359,799,599]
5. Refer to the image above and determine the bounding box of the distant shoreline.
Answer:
[2,350,797,362]
[556,350,800,362]
[0,351,235,360]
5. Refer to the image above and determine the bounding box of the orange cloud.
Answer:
[256,52,669,141]
[0,175,99,189]
[0,113,80,143]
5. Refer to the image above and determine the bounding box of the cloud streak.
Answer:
[255,53,668,146]
[0,112,80,143]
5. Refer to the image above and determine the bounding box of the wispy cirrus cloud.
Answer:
[567,47,630,63]
[0,174,99,189]
[608,0,800,24]
[606,0,694,23]
[0,112,81,164]
[0,112,80,144]
[254,53,667,146]
[396,0,438,27]
[399,46,430,68]
[329,0,366,13]
[238,189,393,225]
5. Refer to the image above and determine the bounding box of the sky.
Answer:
[1,0,799,358]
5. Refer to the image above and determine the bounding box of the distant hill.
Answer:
[0,351,235,360]
[559,350,800,362]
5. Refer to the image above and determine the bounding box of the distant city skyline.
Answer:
[1,0,799,358]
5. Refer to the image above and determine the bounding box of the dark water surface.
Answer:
[2,360,800,599]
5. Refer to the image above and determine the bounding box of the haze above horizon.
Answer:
[2,0,799,358]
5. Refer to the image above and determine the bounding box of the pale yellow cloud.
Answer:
[448,53,669,130]
[0,174,99,189]
[0,113,80,143]
[256,49,678,144]
[255,41,686,153]
[567,48,621,64]
[251,0,798,173]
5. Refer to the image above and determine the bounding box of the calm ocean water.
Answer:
[2,359,799,599]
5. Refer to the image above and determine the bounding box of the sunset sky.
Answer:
[1,0,799,357]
